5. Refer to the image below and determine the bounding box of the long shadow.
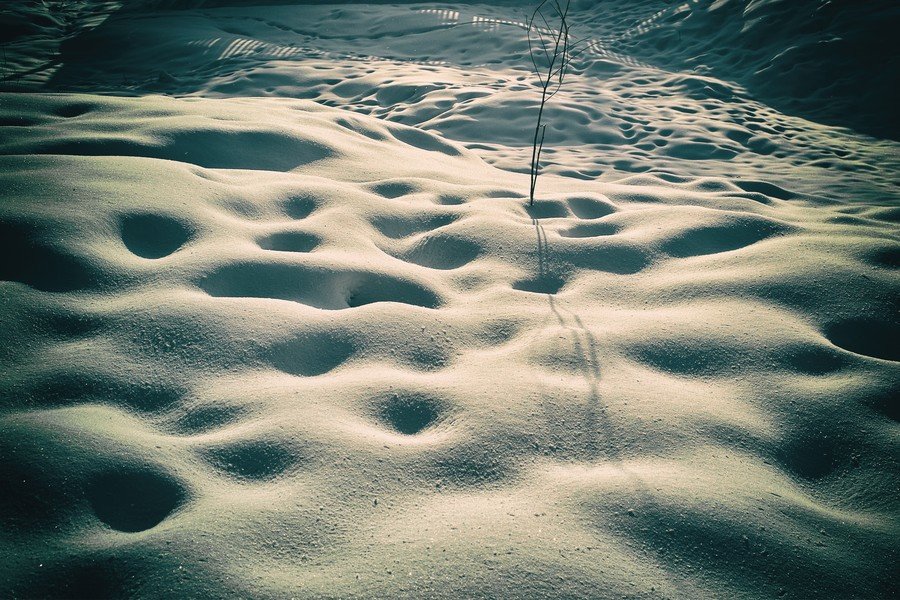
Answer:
[530,214,617,462]
[533,216,548,279]
[546,294,610,461]
[532,211,661,493]
[530,214,666,566]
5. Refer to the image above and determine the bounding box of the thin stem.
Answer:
[527,0,570,206]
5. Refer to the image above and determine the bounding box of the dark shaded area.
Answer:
[865,245,900,269]
[777,434,841,480]
[781,345,846,375]
[383,336,452,371]
[825,318,900,362]
[0,220,96,292]
[200,261,442,310]
[201,440,297,480]
[38,309,104,339]
[525,201,570,219]
[12,557,129,600]
[603,496,897,600]
[0,457,70,532]
[345,273,441,309]
[371,213,457,239]
[171,403,247,434]
[369,180,420,199]
[513,273,566,294]
[402,233,481,270]
[284,195,319,220]
[200,262,316,304]
[560,221,619,238]
[856,381,900,423]
[735,180,796,200]
[53,101,95,118]
[86,469,185,532]
[564,243,650,275]
[391,125,462,156]
[425,443,510,487]
[566,196,616,219]
[258,230,320,253]
[633,341,739,376]
[375,392,442,435]
[7,130,333,171]
[632,341,853,377]
[8,372,184,413]
[0,5,64,43]
[120,213,192,259]
[660,219,789,258]
[606,0,900,140]
[268,331,356,376]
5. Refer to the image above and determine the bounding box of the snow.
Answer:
[1,1,897,598]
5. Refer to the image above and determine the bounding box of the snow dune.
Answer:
[0,1,897,598]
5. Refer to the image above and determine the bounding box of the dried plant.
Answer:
[527,0,571,206]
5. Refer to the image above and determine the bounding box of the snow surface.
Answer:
[1,1,898,598]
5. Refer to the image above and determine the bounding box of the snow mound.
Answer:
[1,92,897,598]
[6,0,894,202]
